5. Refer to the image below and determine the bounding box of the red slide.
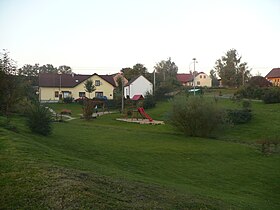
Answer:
[137,107,153,122]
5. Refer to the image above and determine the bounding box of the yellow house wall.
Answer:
[39,87,73,102]
[39,75,114,102]
[194,74,212,87]
[268,78,280,86]
[72,75,114,99]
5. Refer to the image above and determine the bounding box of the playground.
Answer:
[118,94,164,125]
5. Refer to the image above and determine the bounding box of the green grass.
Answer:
[1,98,280,209]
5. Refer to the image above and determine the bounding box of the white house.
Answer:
[194,72,212,87]
[124,75,153,99]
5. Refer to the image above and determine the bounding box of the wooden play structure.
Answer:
[123,94,160,123]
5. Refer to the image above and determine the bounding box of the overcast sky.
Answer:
[0,0,279,76]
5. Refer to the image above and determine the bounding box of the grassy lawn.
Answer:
[1,98,280,209]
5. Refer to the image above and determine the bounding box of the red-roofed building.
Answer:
[176,72,212,87]
[39,73,118,102]
[265,68,280,86]
[176,74,193,86]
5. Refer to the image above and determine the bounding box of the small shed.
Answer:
[131,94,144,101]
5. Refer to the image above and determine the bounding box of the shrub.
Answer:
[248,76,272,87]
[63,96,73,104]
[83,99,94,120]
[26,103,53,136]
[226,109,252,124]
[262,87,280,104]
[236,86,264,100]
[257,136,280,154]
[143,92,156,109]
[168,96,227,137]
[226,100,252,125]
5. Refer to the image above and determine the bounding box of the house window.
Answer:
[62,91,71,98]
[200,75,202,78]
[95,92,103,98]
[204,75,206,79]
[79,92,85,97]
[197,81,201,86]
[55,91,59,98]
[95,80,101,86]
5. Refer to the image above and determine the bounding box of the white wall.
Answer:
[124,75,153,98]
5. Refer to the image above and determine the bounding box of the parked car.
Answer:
[74,96,88,103]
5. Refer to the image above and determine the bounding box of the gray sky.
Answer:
[0,0,279,76]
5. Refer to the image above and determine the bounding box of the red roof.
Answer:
[39,73,116,87]
[176,74,193,83]
[265,68,280,78]
[131,95,144,100]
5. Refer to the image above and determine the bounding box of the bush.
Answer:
[226,109,252,124]
[235,86,264,100]
[143,93,156,109]
[63,96,73,104]
[83,99,94,120]
[262,87,280,104]
[236,86,280,104]
[168,96,227,137]
[226,100,252,124]
[26,103,53,136]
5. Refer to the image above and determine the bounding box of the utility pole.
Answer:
[193,58,196,96]
[121,75,124,113]
[153,69,156,95]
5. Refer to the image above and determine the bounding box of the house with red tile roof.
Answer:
[176,73,193,86]
[265,68,280,86]
[38,73,120,102]
[176,72,212,87]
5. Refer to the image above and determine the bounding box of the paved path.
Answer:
[45,107,76,121]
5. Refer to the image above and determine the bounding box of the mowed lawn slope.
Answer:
[1,99,280,209]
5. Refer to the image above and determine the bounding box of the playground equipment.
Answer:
[137,107,153,122]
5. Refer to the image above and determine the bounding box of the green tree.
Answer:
[0,50,24,118]
[121,63,148,81]
[84,79,95,98]
[58,65,72,74]
[210,69,220,87]
[154,57,178,81]
[213,49,251,87]
[18,63,40,85]
[153,57,180,98]
[38,64,58,73]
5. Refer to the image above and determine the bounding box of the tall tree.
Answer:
[0,50,25,118]
[213,49,251,87]
[120,67,134,81]
[58,65,72,74]
[38,64,58,73]
[18,63,40,85]
[121,63,148,81]
[153,58,180,98]
[154,57,178,81]
[84,79,95,99]
[209,69,220,87]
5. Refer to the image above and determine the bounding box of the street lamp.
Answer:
[58,71,62,100]
[119,72,124,113]
[192,58,198,96]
